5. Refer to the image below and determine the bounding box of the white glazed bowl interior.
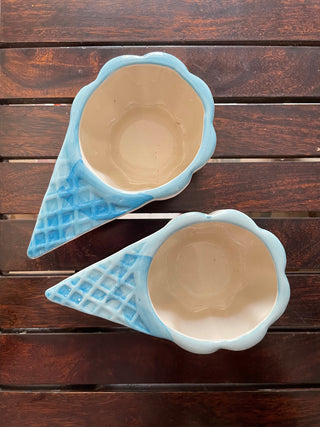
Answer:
[148,222,278,341]
[79,64,205,192]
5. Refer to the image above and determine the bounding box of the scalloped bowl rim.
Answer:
[65,52,216,201]
[140,210,290,353]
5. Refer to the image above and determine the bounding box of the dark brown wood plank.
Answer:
[0,219,167,272]
[2,104,320,158]
[0,276,115,329]
[214,104,320,158]
[1,274,319,330]
[1,162,319,214]
[0,105,70,158]
[1,390,320,427]
[1,332,319,385]
[1,47,320,99]
[1,0,320,43]
[1,218,319,272]
[276,275,320,328]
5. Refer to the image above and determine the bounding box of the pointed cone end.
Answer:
[27,237,47,259]
[45,288,53,301]
[27,242,37,259]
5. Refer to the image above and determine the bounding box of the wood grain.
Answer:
[0,219,167,272]
[1,104,320,159]
[1,332,319,385]
[1,0,319,422]
[1,0,320,43]
[276,275,320,328]
[0,105,70,158]
[1,390,320,427]
[1,47,320,99]
[0,276,115,329]
[1,162,319,214]
[1,274,319,330]
[1,218,319,272]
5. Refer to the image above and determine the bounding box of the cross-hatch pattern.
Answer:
[48,244,150,334]
[28,155,131,258]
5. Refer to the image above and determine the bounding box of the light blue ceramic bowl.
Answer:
[28,52,216,259]
[45,210,290,354]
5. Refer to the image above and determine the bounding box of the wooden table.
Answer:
[1,1,320,425]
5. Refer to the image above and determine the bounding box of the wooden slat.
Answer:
[1,218,319,272]
[1,274,319,330]
[0,276,114,329]
[1,104,320,159]
[1,332,319,385]
[277,275,320,328]
[214,104,320,158]
[0,219,166,272]
[1,47,320,99]
[1,0,320,43]
[1,390,320,427]
[1,162,319,214]
[0,105,70,158]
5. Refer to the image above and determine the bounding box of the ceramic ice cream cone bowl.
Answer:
[45,210,290,354]
[28,52,216,258]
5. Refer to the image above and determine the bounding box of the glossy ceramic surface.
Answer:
[28,53,216,259]
[45,210,290,354]
[80,64,205,191]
